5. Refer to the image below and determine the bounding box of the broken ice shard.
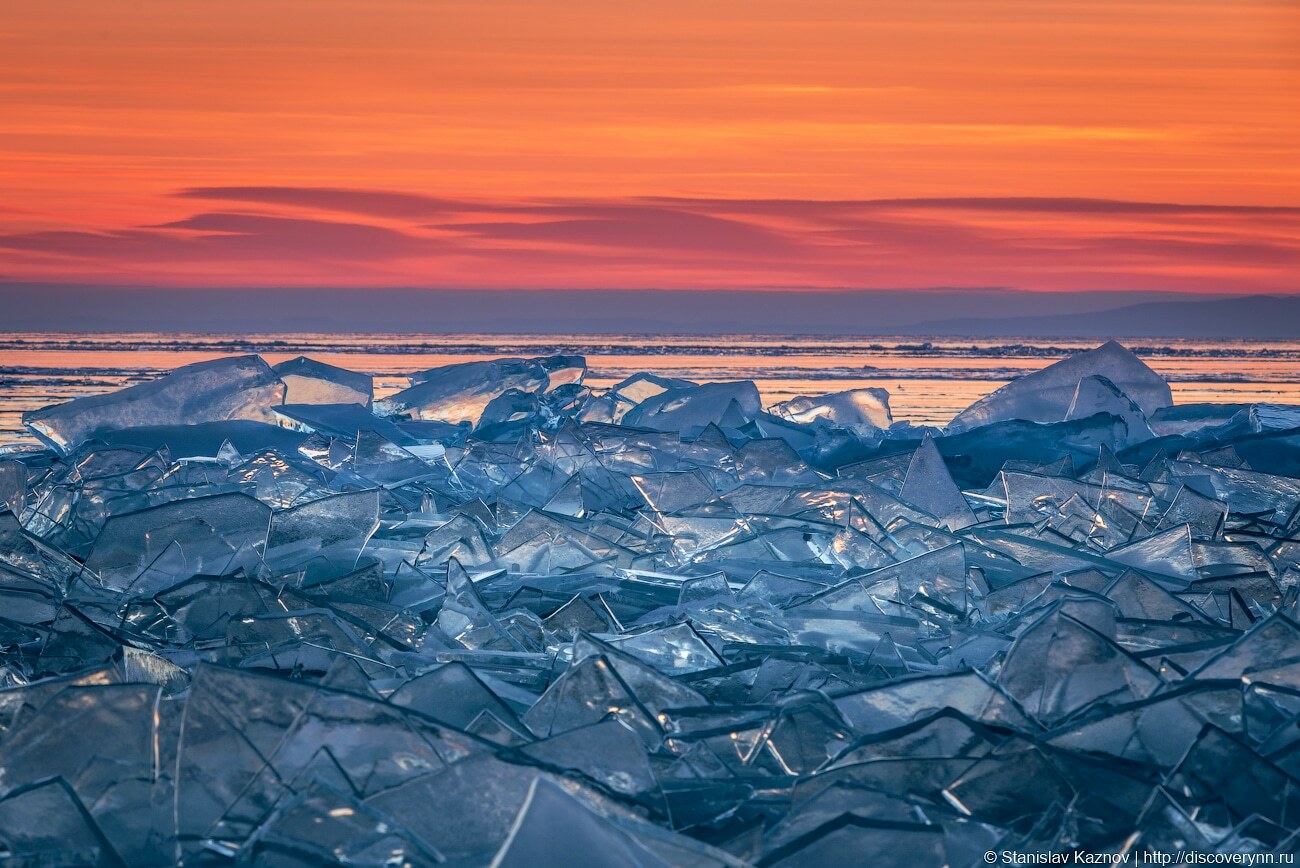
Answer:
[272,355,374,406]
[948,339,1172,432]
[621,380,762,435]
[23,355,287,453]
[770,387,892,428]
[375,355,586,423]
[898,432,977,530]
[2,340,1300,863]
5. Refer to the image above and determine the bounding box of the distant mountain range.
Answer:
[0,283,1296,337]
[907,294,1300,339]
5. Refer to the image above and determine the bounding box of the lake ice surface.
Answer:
[1,340,1300,864]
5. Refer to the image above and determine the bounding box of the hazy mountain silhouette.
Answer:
[0,283,1293,337]
[908,294,1300,338]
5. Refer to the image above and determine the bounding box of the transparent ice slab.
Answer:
[375,355,586,424]
[949,340,1171,432]
[24,355,287,452]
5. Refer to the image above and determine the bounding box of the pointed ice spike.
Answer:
[435,559,523,650]
[1064,374,1157,443]
[215,439,243,465]
[1107,524,1197,581]
[898,433,976,530]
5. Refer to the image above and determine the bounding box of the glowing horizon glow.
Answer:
[2,1,1298,292]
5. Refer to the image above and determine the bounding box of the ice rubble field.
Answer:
[2,341,1300,867]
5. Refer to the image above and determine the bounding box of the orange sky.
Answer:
[1,0,1297,291]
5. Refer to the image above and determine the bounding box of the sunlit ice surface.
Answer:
[4,332,1300,446]
[1,341,1300,864]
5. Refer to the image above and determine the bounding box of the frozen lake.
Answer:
[4,332,1300,444]
[5,338,1300,862]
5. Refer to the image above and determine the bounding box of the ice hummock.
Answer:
[621,380,763,435]
[23,355,286,452]
[948,339,1172,432]
[770,387,892,429]
[4,340,1300,864]
[272,355,374,406]
[375,355,586,423]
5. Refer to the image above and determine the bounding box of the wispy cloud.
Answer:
[1,188,1296,292]
[175,187,463,219]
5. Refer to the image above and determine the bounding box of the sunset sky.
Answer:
[1,0,1298,293]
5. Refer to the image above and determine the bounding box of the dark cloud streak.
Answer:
[3,188,1297,294]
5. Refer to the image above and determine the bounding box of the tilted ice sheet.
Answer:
[23,355,287,453]
[375,355,586,424]
[272,355,374,407]
[948,340,1172,432]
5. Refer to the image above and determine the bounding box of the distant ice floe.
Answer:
[2,341,1300,865]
